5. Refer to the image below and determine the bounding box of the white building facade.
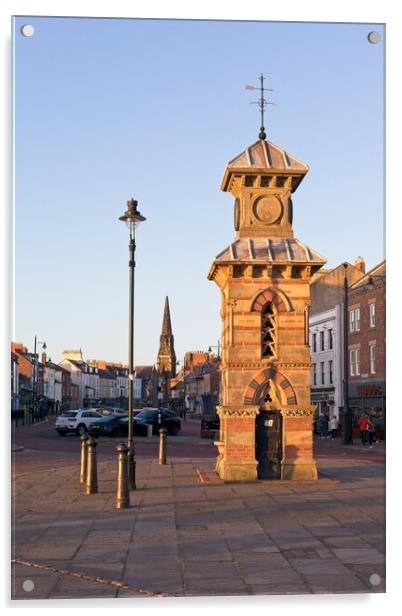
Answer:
[116,371,128,400]
[309,305,343,422]
[59,358,100,406]
[43,362,63,411]
[99,371,118,401]
[134,377,142,401]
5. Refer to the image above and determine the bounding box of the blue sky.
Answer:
[13,17,385,365]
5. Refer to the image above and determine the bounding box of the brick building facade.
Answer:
[183,358,220,415]
[309,260,366,423]
[11,343,33,410]
[347,261,386,433]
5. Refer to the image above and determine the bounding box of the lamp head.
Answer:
[119,198,146,235]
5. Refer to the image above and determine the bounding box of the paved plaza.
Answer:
[11,443,385,600]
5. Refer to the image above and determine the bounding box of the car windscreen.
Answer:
[135,410,158,420]
[60,411,78,418]
[95,416,118,423]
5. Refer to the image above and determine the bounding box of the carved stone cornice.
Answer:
[224,363,267,369]
[217,404,260,418]
[276,362,312,369]
[280,405,316,417]
[224,362,312,369]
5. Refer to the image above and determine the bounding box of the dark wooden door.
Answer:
[255,410,282,479]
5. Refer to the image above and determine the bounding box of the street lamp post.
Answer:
[342,263,353,445]
[32,335,46,419]
[119,198,146,490]
[175,359,186,417]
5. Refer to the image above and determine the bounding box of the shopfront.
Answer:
[348,381,386,438]
[311,388,335,432]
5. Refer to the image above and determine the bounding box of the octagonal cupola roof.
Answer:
[221,139,309,194]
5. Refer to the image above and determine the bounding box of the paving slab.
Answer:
[288,558,352,575]
[11,454,385,600]
[330,548,385,564]
[246,582,310,595]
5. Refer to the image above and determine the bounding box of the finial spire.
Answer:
[245,73,275,140]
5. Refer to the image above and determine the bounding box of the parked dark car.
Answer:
[201,414,219,430]
[88,414,129,438]
[134,408,181,436]
[200,414,220,438]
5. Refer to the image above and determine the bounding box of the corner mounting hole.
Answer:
[367,31,380,44]
[21,25,34,37]
[369,573,381,586]
[22,579,34,592]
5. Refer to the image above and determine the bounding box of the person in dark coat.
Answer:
[367,417,375,447]
[318,414,329,439]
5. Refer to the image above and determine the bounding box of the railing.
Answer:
[11,408,48,427]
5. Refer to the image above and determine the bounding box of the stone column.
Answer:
[280,406,318,480]
[215,405,259,481]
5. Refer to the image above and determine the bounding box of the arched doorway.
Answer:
[254,379,283,479]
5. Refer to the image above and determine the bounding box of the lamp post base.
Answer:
[342,414,354,445]
[128,447,136,490]
[116,444,130,509]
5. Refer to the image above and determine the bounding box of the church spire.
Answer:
[161,296,173,336]
[157,296,176,377]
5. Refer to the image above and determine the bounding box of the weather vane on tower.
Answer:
[245,74,275,141]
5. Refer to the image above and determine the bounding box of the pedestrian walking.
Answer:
[183,395,190,421]
[330,416,338,438]
[357,414,370,445]
[367,417,375,448]
[318,414,328,439]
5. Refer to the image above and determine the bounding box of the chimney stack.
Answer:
[354,256,365,273]
[41,351,47,365]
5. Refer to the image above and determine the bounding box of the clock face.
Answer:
[234,198,240,230]
[252,195,283,224]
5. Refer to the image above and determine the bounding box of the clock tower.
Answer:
[208,136,326,481]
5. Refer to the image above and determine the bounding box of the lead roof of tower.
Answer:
[221,140,309,192]
[211,237,326,266]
